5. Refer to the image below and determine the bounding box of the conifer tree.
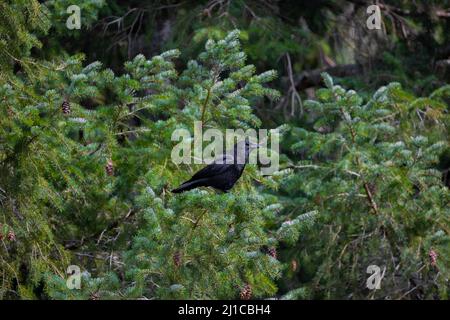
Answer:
[279,74,449,299]
[1,30,315,299]
[0,0,50,76]
[2,2,448,299]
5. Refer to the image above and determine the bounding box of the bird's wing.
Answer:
[189,162,232,181]
[186,153,236,182]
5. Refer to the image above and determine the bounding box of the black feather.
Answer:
[171,139,255,193]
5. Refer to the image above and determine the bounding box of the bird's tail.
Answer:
[171,179,206,193]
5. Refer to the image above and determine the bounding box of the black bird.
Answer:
[171,138,259,193]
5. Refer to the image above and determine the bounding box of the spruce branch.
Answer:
[200,86,212,125]
[200,70,220,125]
[338,106,379,215]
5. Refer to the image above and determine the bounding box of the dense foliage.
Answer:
[279,75,449,299]
[0,0,449,300]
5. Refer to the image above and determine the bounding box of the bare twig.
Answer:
[285,53,303,117]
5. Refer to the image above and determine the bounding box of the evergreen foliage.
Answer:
[0,30,311,299]
[279,74,449,299]
[0,0,50,76]
[0,1,449,300]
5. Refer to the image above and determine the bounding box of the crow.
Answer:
[171,138,259,193]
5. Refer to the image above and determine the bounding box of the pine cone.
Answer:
[7,107,14,117]
[173,251,182,268]
[61,100,71,115]
[239,284,252,300]
[429,249,438,266]
[313,194,322,205]
[7,230,16,241]
[105,160,114,176]
[268,247,277,259]
[90,292,100,300]
[291,259,298,272]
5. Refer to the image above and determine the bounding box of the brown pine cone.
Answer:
[90,292,100,300]
[267,247,277,259]
[429,249,438,266]
[173,251,182,268]
[105,160,114,176]
[7,230,16,241]
[239,284,252,300]
[61,100,71,115]
[291,259,298,272]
